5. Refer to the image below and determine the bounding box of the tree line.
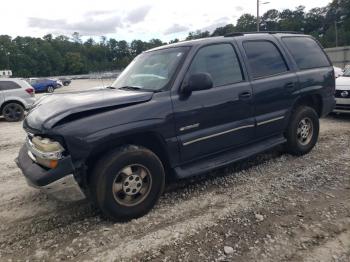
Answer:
[0,0,349,77]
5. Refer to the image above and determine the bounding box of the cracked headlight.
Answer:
[26,136,64,168]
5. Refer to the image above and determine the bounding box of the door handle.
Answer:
[239,91,252,100]
[285,82,295,89]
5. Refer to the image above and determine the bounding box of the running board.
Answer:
[175,135,286,179]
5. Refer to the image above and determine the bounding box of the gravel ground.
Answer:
[0,85,349,261]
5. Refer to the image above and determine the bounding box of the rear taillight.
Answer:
[25,88,35,96]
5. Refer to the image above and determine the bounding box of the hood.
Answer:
[336,76,350,89]
[25,88,153,130]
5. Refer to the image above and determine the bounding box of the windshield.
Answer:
[343,68,350,77]
[112,47,189,91]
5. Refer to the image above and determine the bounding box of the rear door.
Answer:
[238,37,298,139]
[280,36,334,107]
[171,42,255,162]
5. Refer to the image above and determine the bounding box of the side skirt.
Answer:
[174,135,286,179]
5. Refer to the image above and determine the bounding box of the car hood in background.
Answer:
[24,89,153,130]
[336,76,350,90]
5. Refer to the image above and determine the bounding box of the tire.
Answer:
[2,102,25,122]
[285,106,319,156]
[47,85,54,93]
[89,145,165,221]
[63,82,69,86]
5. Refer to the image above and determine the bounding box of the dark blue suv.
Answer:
[17,32,335,221]
[29,78,61,93]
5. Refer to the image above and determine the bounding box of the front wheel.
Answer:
[285,106,319,156]
[89,145,165,221]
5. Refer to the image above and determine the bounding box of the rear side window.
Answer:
[0,81,21,91]
[243,40,288,79]
[282,37,330,70]
[188,43,243,87]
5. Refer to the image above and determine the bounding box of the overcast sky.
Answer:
[1,0,332,42]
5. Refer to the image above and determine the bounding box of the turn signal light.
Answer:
[36,158,58,169]
[49,160,58,169]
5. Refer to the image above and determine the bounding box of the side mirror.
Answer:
[182,72,213,94]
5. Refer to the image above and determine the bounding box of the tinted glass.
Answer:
[188,44,243,87]
[282,37,330,70]
[0,81,21,91]
[243,41,288,79]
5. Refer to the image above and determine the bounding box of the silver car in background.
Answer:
[0,78,36,121]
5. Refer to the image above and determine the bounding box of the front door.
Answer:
[171,43,255,163]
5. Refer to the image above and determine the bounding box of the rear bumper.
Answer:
[16,145,85,201]
[23,97,36,110]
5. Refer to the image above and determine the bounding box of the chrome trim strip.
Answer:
[183,124,255,146]
[25,137,63,160]
[257,116,285,126]
[180,123,200,131]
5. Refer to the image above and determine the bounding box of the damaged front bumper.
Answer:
[16,144,86,201]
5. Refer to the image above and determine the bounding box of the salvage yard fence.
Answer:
[325,46,350,68]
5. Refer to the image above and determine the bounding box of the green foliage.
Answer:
[186,30,210,40]
[0,0,349,77]
[0,33,165,77]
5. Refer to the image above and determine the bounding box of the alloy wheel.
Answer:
[3,104,23,121]
[297,117,313,146]
[112,164,152,207]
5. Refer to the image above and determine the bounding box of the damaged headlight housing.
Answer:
[26,136,64,169]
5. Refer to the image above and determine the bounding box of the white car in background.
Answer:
[333,66,344,78]
[0,78,36,121]
[334,68,350,113]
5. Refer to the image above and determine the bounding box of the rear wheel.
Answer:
[47,85,54,93]
[89,145,165,221]
[285,106,319,156]
[2,103,24,122]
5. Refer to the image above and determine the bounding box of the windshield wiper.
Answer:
[118,86,155,92]
[118,86,143,91]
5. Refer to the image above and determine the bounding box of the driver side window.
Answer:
[188,43,243,87]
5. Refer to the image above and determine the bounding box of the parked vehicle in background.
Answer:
[59,78,72,86]
[53,79,63,87]
[17,32,335,221]
[333,66,344,78]
[334,68,350,113]
[0,78,35,121]
[0,70,12,78]
[29,78,61,93]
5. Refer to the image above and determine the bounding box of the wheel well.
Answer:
[294,94,323,117]
[85,132,173,182]
[0,100,25,113]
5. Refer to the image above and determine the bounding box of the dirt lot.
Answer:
[0,85,349,261]
[36,79,114,98]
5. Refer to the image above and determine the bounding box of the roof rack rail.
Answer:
[224,31,303,37]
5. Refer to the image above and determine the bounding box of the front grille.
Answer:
[335,89,350,98]
[335,104,350,111]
